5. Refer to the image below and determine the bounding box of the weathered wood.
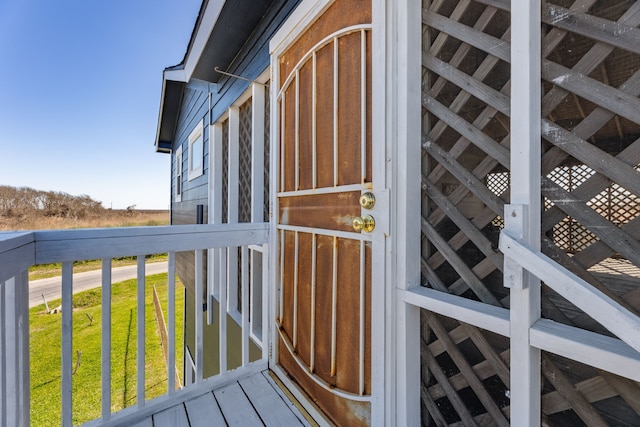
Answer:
[542,239,639,318]
[429,324,485,357]
[542,2,640,56]
[542,60,640,127]
[426,25,508,147]
[542,133,640,233]
[424,53,510,116]
[129,418,153,427]
[424,142,505,216]
[183,392,226,426]
[531,319,640,383]
[542,120,640,197]
[575,218,640,268]
[449,258,502,296]
[423,96,510,169]
[152,403,190,427]
[421,260,449,292]
[423,178,503,270]
[541,355,609,427]
[427,137,510,228]
[214,382,263,426]
[239,371,304,426]
[541,178,640,269]
[541,376,616,416]
[428,205,503,270]
[598,370,640,416]
[427,0,473,59]
[426,312,510,426]
[422,343,478,427]
[421,385,448,427]
[460,323,510,386]
[428,5,500,98]
[423,10,510,63]
[501,231,640,353]
[423,219,501,306]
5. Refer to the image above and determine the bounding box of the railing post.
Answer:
[507,0,542,424]
[1,270,31,427]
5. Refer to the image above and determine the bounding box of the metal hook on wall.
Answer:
[214,67,268,86]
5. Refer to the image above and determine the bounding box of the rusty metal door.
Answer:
[271,0,378,425]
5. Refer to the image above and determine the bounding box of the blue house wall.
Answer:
[167,0,301,378]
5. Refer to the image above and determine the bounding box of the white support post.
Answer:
[208,123,224,324]
[1,271,30,427]
[167,253,177,393]
[136,257,146,405]
[251,83,266,347]
[62,262,73,427]
[252,83,265,224]
[261,243,269,361]
[194,249,204,382]
[219,247,228,374]
[0,278,4,426]
[241,246,250,367]
[507,0,542,425]
[101,259,112,421]
[228,107,240,314]
[388,0,422,425]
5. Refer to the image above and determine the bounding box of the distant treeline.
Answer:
[0,185,105,219]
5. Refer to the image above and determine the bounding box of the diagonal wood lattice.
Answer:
[264,87,271,222]
[238,99,253,224]
[421,0,640,425]
[222,119,229,224]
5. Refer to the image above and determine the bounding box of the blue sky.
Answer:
[0,0,201,209]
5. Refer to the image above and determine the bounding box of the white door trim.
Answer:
[268,0,389,424]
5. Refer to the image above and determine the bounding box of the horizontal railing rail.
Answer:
[500,229,640,354]
[0,223,269,427]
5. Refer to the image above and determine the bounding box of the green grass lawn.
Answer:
[30,273,184,426]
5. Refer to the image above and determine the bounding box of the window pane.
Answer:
[190,136,203,172]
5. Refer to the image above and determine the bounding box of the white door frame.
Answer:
[267,0,392,424]
[386,1,422,426]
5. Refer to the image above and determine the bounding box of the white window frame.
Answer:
[188,119,204,181]
[175,145,183,202]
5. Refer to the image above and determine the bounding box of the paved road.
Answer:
[29,261,168,308]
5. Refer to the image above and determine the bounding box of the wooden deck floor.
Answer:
[130,371,312,427]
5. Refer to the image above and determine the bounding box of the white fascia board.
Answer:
[154,79,170,152]
[164,68,187,83]
[183,0,226,82]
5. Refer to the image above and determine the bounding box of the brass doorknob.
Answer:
[352,215,375,233]
[359,192,376,209]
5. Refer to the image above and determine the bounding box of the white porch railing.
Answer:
[0,223,269,427]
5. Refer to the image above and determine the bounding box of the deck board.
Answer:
[153,403,190,427]
[183,391,227,426]
[130,418,153,427]
[238,372,306,426]
[111,370,309,427]
[214,381,264,426]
